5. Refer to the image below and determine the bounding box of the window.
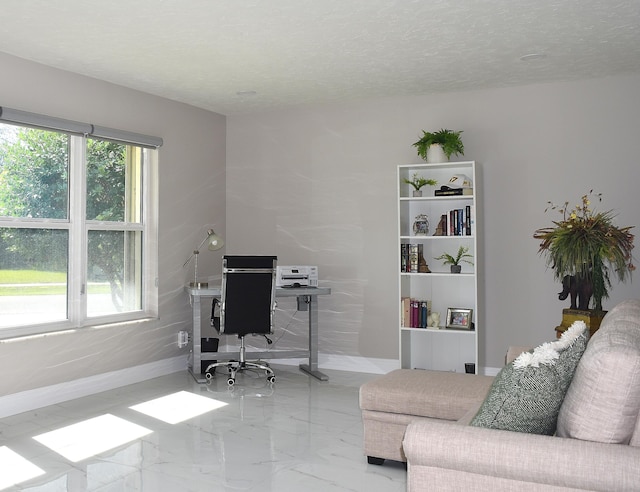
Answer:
[0,121,158,337]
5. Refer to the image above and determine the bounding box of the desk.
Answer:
[185,286,331,383]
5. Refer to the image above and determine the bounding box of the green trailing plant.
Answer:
[403,173,437,191]
[533,191,635,311]
[413,129,464,161]
[434,245,474,267]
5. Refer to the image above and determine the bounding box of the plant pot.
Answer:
[450,265,462,274]
[412,189,422,197]
[426,144,447,163]
[554,308,607,339]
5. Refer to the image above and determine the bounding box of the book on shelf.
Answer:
[449,209,466,236]
[409,243,422,272]
[401,297,411,326]
[434,188,473,196]
[400,244,409,272]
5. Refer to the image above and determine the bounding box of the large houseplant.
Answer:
[413,129,464,162]
[533,191,635,312]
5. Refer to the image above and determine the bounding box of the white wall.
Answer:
[226,74,640,371]
[1,49,638,399]
[0,52,226,398]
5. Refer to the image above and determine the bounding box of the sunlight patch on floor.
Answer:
[0,446,46,490]
[33,414,152,462]
[130,390,228,424]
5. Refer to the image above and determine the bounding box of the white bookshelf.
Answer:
[397,161,479,373]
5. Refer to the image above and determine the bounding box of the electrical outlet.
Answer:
[178,330,189,348]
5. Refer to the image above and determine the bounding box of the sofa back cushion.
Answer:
[557,299,640,445]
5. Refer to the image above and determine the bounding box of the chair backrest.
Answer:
[219,255,277,337]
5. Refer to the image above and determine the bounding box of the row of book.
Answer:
[400,243,425,273]
[401,297,432,328]
[435,205,472,236]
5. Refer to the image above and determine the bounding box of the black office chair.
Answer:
[205,255,277,386]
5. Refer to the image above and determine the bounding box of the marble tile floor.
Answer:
[0,365,406,491]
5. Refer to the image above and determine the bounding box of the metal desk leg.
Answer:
[188,294,206,383]
[299,294,329,381]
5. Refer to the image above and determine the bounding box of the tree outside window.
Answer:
[0,123,150,332]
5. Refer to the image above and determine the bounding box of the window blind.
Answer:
[0,106,163,148]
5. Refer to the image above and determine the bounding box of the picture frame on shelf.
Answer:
[446,308,473,330]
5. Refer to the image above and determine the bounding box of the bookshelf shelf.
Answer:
[401,326,476,335]
[397,161,479,373]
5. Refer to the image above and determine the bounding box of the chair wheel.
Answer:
[267,375,276,384]
[227,378,235,386]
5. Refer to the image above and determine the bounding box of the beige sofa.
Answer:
[361,299,640,491]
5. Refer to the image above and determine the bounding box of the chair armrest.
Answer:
[404,420,640,492]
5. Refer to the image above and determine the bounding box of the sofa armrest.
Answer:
[505,345,532,364]
[404,420,640,492]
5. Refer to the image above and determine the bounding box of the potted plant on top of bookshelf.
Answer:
[533,190,635,337]
[434,245,474,273]
[403,173,437,197]
[413,129,464,163]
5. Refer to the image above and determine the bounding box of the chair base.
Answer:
[205,360,276,386]
[205,333,276,386]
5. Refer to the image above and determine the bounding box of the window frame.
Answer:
[0,130,159,339]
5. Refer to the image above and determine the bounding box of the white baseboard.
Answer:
[270,353,401,374]
[483,366,501,377]
[0,356,186,419]
[274,355,499,377]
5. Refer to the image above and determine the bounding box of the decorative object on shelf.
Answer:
[413,214,429,236]
[434,215,448,236]
[403,173,437,197]
[445,174,473,189]
[427,312,440,328]
[418,250,431,273]
[533,191,634,337]
[434,245,474,273]
[412,129,464,163]
[446,308,473,330]
[182,228,225,288]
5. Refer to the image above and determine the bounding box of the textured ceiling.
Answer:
[1,0,640,115]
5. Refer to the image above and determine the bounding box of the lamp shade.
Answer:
[206,230,224,251]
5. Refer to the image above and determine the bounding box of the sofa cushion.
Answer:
[359,369,494,421]
[470,320,588,435]
[557,299,640,444]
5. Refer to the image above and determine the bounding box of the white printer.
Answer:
[276,266,319,288]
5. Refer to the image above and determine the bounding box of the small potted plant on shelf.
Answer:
[434,246,474,273]
[413,129,464,163]
[533,191,634,335]
[403,173,437,197]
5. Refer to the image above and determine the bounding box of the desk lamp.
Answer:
[183,229,224,288]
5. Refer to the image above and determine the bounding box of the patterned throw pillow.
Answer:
[470,321,588,435]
